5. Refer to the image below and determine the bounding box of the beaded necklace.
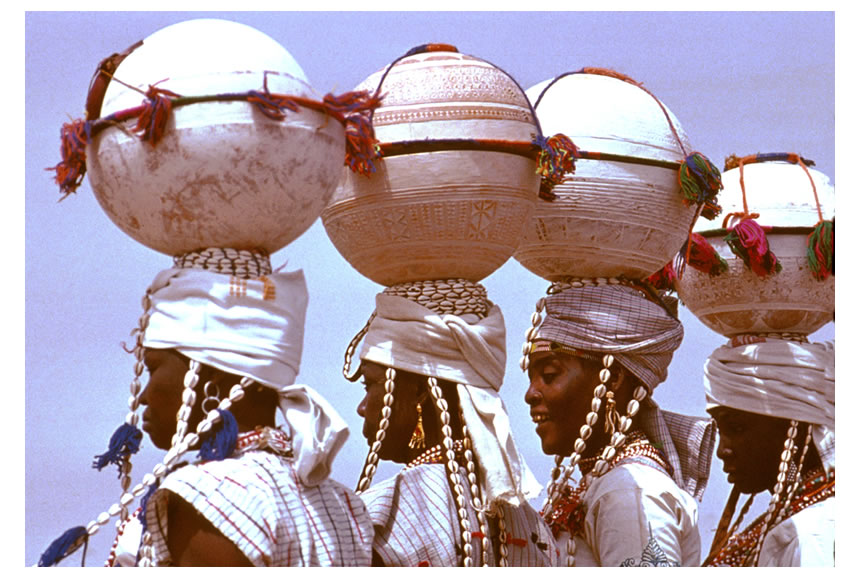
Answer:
[542,430,671,538]
[705,468,835,567]
[405,440,466,470]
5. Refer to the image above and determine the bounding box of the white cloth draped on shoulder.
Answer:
[359,293,541,507]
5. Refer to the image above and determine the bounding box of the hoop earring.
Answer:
[408,402,426,450]
[202,381,221,415]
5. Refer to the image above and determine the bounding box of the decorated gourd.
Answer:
[52,18,379,257]
[514,69,721,281]
[321,44,545,286]
[675,153,834,338]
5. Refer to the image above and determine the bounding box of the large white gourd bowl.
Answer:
[321,47,540,286]
[514,73,699,280]
[676,160,835,337]
[86,19,345,256]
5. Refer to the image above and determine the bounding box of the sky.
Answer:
[22,8,839,567]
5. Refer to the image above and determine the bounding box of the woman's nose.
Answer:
[356,395,367,418]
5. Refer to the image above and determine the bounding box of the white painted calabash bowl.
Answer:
[514,71,701,280]
[322,44,540,286]
[85,18,345,256]
[676,158,835,337]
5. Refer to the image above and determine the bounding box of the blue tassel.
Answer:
[197,409,238,462]
[38,525,88,566]
[92,423,143,475]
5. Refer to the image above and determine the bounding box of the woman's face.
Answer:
[356,360,421,463]
[524,351,603,456]
[140,348,202,451]
[709,406,790,494]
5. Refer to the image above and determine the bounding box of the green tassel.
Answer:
[807,219,834,281]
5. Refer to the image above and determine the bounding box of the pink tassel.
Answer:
[724,218,782,277]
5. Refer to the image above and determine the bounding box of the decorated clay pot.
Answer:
[321,44,540,286]
[514,71,701,280]
[85,18,345,256]
[676,158,835,337]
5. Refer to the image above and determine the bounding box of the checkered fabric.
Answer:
[361,463,559,567]
[535,285,683,392]
[145,451,373,566]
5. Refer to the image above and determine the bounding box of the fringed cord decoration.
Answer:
[324,90,384,177]
[197,409,239,462]
[534,134,579,201]
[646,262,678,292]
[807,219,834,281]
[38,526,89,567]
[678,153,723,220]
[92,423,143,474]
[724,218,782,278]
[51,119,92,200]
[134,84,179,145]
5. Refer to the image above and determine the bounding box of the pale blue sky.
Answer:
[24,10,836,566]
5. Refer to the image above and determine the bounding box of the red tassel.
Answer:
[724,218,782,278]
[681,233,729,277]
[647,261,677,291]
[49,119,91,199]
[324,90,383,176]
[134,85,180,145]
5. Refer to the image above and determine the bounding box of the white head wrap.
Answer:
[704,339,835,475]
[359,293,542,507]
[142,267,349,486]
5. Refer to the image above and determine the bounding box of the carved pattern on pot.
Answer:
[676,234,834,337]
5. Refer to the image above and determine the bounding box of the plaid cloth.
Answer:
[535,285,683,392]
[145,451,373,566]
[361,463,559,567]
[639,401,715,501]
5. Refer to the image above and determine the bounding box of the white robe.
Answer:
[557,460,701,566]
[758,496,835,567]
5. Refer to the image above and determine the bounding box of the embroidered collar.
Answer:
[235,426,293,457]
[704,468,835,567]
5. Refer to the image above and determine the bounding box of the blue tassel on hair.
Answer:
[38,525,88,566]
[92,423,143,475]
[197,409,238,462]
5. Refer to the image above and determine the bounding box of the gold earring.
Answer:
[408,402,426,450]
[605,391,619,435]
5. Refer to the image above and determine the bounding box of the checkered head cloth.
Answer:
[534,284,683,393]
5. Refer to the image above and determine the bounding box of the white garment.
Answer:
[758,496,835,567]
[145,451,374,566]
[560,461,701,566]
[360,463,559,567]
[360,294,541,507]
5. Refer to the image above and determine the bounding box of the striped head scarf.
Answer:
[533,284,683,392]
[532,284,714,500]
